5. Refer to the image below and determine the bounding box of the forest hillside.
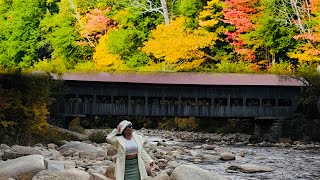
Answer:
[0,0,319,74]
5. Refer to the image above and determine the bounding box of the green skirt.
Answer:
[125,158,141,180]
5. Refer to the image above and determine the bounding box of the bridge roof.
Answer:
[56,72,305,86]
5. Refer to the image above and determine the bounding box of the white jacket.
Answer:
[106,129,153,180]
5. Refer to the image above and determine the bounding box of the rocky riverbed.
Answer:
[141,129,320,180]
[0,128,319,180]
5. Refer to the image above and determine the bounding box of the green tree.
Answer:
[0,0,47,68]
[245,0,298,65]
[197,0,236,71]
[39,0,94,67]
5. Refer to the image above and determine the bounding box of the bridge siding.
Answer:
[53,81,300,118]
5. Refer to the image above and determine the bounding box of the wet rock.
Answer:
[203,154,220,161]
[228,164,273,173]
[202,144,216,150]
[219,152,235,161]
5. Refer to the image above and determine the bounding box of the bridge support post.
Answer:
[253,117,284,142]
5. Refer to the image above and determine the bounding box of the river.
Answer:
[144,134,320,180]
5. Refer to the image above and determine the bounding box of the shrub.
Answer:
[158,117,199,131]
[0,73,54,145]
[266,61,293,74]
[88,131,106,143]
[215,61,258,73]
[68,117,85,134]
[174,117,199,131]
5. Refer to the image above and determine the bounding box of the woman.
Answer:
[106,120,157,180]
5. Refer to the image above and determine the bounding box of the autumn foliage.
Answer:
[223,0,259,61]
[0,0,319,74]
[0,73,53,145]
[80,8,115,42]
[142,17,217,71]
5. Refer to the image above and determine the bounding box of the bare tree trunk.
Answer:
[68,0,94,47]
[126,0,171,25]
[271,53,276,65]
[160,0,169,25]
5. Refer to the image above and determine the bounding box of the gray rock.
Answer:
[219,152,235,161]
[58,141,106,157]
[0,154,45,178]
[89,173,111,180]
[169,165,227,180]
[32,168,90,180]
[44,159,65,171]
[228,164,273,173]
[2,145,41,160]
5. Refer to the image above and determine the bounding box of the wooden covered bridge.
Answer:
[51,72,303,120]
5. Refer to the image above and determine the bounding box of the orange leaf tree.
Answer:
[222,0,259,61]
[288,0,320,64]
[80,8,115,43]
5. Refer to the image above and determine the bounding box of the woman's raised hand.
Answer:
[117,125,121,133]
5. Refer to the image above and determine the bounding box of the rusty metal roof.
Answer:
[55,72,305,86]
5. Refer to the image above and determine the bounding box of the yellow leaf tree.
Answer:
[93,33,126,71]
[142,17,217,71]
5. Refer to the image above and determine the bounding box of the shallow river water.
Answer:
[145,136,320,180]
[198,145,320,180]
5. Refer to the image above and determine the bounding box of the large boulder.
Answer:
[32,169,90,180]
[169,165,227,180]
[58,141,106,157]
[0,154,45,178]
[2,145,41,160]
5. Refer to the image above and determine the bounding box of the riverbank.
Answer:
[0,128,319,179]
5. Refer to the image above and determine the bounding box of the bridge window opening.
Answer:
[114,96,128,104]
[181,98,195,106]
[131,96,145,104]
[230,98,243,106]
[278,99,292,106]
[65,94,77,102]
[262,99,276,106]
[214,98,227,106]
[148,97,162,105]
[164,97,180,105]
[198,98,211,106]
[96,95,111,103]
[246,98,260,106]
[77,97,83,102]
[79,95,94,103]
